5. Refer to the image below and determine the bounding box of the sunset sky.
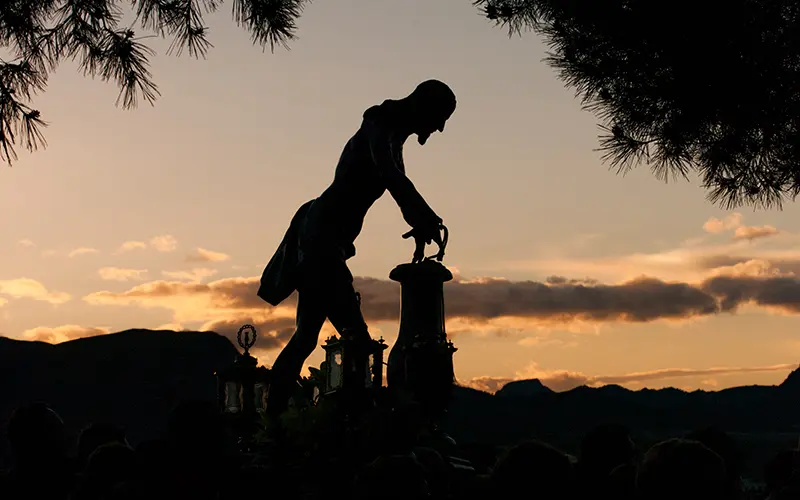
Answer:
[2,1,800,393]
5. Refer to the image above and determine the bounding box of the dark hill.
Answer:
[441,368,800,477]
[495,378,553,398]
[3,329,799,477]
[1,329,237,468]
[443,371,800,445]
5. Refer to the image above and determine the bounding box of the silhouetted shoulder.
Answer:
[362,104,382,123]
[361,99,403,131]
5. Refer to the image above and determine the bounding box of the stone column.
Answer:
[387,259,457,418]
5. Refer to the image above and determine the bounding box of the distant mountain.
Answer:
[0,329,238,468]
[441,369,800,478]
[780,366,800,391]
[3,330,799,477]
[495,378,553,398]
[443,372,800,445]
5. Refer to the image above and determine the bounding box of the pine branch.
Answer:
[1,0,309,167]
[232,0,309,52]
[134,0,217,58]
[0,22,52,164]
[473,0,549,34]
[165,0,214,58]
[477,0,800,210]
[100,28,160,108]
[0,60,48,101]
[0,79,49,164]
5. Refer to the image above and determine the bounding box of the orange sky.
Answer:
[2,1,800,393]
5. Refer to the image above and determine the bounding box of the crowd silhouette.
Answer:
[2,402,799,500]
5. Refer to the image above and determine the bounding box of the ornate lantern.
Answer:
[321,335,345,394]
[319,291,388,401]
[387,243,458,419]
[321,333,388,396]
[215,325,270,416]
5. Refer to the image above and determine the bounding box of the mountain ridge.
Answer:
[1,329,238,468]
[3,329,799,476]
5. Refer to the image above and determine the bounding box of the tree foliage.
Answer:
[0,0,308,165]
[476,0,800,209]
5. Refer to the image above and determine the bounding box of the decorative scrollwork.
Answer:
[237,324,257,354]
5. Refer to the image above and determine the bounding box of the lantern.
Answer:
[322,335,345,394]
[215,324,269,416]
[321,333,388,396]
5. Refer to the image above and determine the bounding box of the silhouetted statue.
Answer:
[257,80,457,416]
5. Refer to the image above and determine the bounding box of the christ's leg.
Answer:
[266,255,370,415]
[266,290,326,416]
[304,254,369,341]
[326,283,370,342]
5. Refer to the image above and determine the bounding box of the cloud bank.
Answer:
[22,325,110,343]
[115,235,178,254]
[0,278,70,304]
[117,241,148,253]
[98,267,148,282]
[149,235,178,252]
[186,248,231,263]
[703,212,781,242]
[78,264,800,350]
[68,247,99,258]
[162,268,218,283]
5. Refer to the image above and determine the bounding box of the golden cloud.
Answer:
[0,278,71,304]
[22,324,110,344]
[149,235,178,252]
[83,277,296,347]
[18,239,35,247]
[97,267,148,282]
[117,241,147,253]
[186,248,231,263]
[463,362,798,393]
[701,212,781,242]
[161,268,218,282]
[733,225,780,242]
[703,259,781,278]
[154,322,184,331]
[703,213,743,234]
[68,247,99,258]
[511,232,800,285]
[501,214,793,301]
